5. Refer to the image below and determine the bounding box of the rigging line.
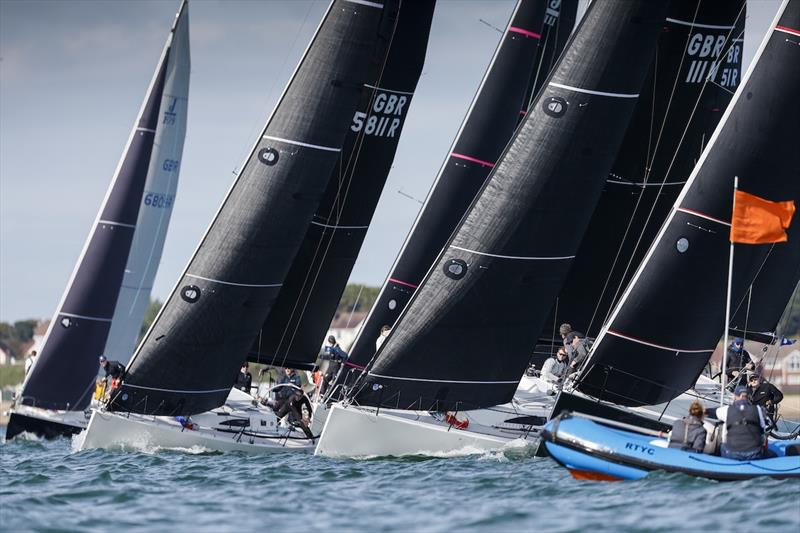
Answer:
[599,5,747,328]
[729,244,774,329]
[768,283,800,381]
[269,9,403,369]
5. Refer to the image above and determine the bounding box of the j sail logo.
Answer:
[163,97,179,125]
[684,32,741,88]
[350,91,410,138]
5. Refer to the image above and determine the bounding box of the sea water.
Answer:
[1,434,798,532]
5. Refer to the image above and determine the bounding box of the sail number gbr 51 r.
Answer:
[350,90,409,138]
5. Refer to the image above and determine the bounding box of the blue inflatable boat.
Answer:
[541,412,800,481]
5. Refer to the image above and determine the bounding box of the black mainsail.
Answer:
[246,1,435,371]
[536,0,745,354]
[344,0,578,370]
[18,3,186,412]
[112,0,403,416]
[351,0,671,411]
[575,0,800,407]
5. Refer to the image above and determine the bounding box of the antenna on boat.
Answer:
[720,176,738,407]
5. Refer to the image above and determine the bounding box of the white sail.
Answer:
[103,0,191,364]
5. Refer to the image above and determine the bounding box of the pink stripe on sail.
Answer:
[389,278,418,289]
[345,361,367,370]
[509,26,541,39]
[450,153,495,168]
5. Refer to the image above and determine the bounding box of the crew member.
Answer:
[235,362,253,394]
[320,335,348,395]
[668,401,707,452]
[98,355,125,390]
[709,385,771,460]
[567,332,590,371]
[725,337,754,382]
[747,372,783,421]
[273,368,313,439]
[540,348,569,387]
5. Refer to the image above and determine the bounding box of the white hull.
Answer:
[315,403,539,458]
[79,389,316,454]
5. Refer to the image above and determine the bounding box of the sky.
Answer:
[0,0,781,322]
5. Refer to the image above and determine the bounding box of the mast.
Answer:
[104,0,191,364]
[574,0,800,407]
[350,0,671,412]
[720,176,739,406]
[344,0,579,372]
[246,1,435,371]
[111,0,403,417]
[19,1,186,411]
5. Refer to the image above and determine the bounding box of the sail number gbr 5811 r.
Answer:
[350,90,409,138]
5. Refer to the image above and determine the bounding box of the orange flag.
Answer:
[730,190,795,244]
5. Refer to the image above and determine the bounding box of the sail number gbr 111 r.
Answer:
[350,91,409,138]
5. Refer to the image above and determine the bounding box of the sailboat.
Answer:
[542,0,800,480]
[316,0,673,458]
[340,0,578,374]
[79,0,434,454]
[6,0,190,441]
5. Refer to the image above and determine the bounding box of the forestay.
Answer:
[104,1,191,364]
[112,0,402,416]
[344,0,579,372]
[537,0,746,351]
[247,1,435,371]
[576,0,800,407]
[352,0,671,412]
[20,2,187,411]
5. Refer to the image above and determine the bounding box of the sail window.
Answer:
[443,258,468,280]
[60,317,72,328]
[180,285,201,303]
[676,237,689,253]
[388,299,397,310]
[542,96,568,118]
[258,148,279,166]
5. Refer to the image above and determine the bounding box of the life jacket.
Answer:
[668,416,704,451]
[724,400,764,452]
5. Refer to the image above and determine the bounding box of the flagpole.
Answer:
[721,176,739,407]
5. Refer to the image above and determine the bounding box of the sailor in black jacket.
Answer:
[710,385,770,460]
[747,372,783,420]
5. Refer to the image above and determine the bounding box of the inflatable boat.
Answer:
[541,412,800,481]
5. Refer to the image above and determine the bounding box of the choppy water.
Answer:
[1,433,799,532]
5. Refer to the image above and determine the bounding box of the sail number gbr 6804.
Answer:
[350,91,409,138]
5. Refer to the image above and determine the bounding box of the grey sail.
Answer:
[112,0,403,416]
[17,2,186,413]
[351,0,671,412]
[574,0,800,407]
[104,1,191,364]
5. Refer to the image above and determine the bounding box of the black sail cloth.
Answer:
[20,42,171,412]
[247,1,435,371]
[112,0,401,416]
[353,0,671,412]
[575,0,800,407]
[344,0,579,372]
[536,0,745,354]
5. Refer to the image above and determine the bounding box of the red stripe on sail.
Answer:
[450,153,495,168]
[775,25,800,37]
[509,26,542,39]
[389,278,418,289]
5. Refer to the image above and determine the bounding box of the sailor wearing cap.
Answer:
[747,372,784,420]
[708,385,771,460]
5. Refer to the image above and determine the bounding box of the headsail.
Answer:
[112,0,403,416]
[20,1,188,411]
[104,0,191,363]
[352,0,671,412]
[247,1,435,371]
[575,0,800,407]
[536,0,746,352]
[344,0,579,371]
